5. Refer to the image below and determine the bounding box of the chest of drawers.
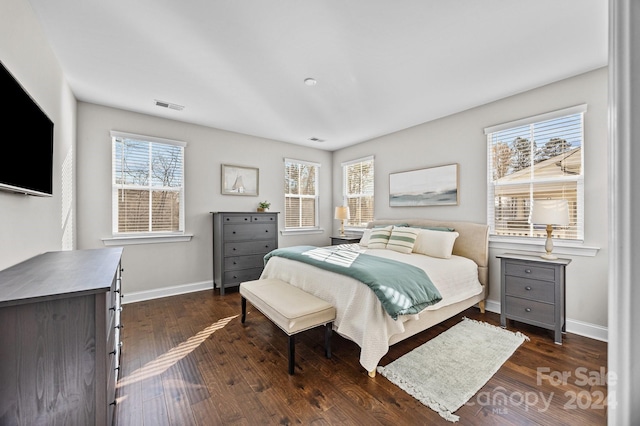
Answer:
[0,248,124,426]
[212,212,278,295]
[498,253,571,344]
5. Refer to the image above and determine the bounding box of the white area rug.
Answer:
[377,317,528,422]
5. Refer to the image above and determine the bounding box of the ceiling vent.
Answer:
[155,100,184,111]
[308,137,325,143]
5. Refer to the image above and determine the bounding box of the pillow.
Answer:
[359,229,372,246]
[413,228,460,259]
[412,225,455,232]
[367,226,393,249]
[386,226,420,254]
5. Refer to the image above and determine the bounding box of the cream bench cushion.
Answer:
[239,278,336,375]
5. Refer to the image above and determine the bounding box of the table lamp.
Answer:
[334,206,350,237]
[530,199,569,260]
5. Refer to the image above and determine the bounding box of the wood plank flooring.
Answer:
[114,290,607,425]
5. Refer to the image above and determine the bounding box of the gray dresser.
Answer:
[212,212,278,295]
[498,253,571,344]
[0,247,124,426]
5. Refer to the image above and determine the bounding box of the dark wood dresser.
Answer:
[0,248,124,426]
[211,212,278,295]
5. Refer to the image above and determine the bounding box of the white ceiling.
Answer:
[27,0,608,151]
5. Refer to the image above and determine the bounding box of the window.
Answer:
[343,156,374,228]
[485,105,585,241]
[284,158,319,229]
[111,131,185,235]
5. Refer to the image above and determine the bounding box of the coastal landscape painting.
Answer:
[389,164,458,206]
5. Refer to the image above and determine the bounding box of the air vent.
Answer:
[154,100,184,111]
[308,137,325,143]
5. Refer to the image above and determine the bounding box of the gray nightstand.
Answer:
[497,253,571,344]
[330,235,361,246]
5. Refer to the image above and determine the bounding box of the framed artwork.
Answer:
[389,163,459,207]
[221,164,259,196]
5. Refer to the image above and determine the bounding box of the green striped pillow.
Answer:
[386,226,420,254]
[367,226,393,249]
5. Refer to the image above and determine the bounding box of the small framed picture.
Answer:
[221,164,259,196]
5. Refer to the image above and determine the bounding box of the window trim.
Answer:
[110,130,187,239]
[283,157,321,231]
[342,155,375,230]
[484,105,587,243]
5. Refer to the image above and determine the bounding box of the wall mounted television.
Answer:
[0,61,54,197]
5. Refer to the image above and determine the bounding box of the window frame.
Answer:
[485,105,586,244]
[283,157,320,232]
[342,155,375,229]
[108,131,187,243]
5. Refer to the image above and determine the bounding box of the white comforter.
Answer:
[260,245,483,372]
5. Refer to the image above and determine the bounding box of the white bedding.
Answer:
[259,245,483,372]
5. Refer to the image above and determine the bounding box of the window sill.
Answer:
[489,236,599,257]
[280,227,325,236]
[102,233,193,246]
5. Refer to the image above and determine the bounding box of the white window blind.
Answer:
[284,158,319,229]
[342,156,374,227]
[111,131,186,235]
[485,105,585,240]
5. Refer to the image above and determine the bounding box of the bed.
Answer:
[259,219,489,376]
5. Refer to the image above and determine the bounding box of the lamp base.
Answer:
[540,253,558,260]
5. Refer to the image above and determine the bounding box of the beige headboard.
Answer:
[367,219,490,288]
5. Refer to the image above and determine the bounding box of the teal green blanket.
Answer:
[264,245,442,320]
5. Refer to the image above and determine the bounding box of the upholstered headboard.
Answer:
[366,219,490,288]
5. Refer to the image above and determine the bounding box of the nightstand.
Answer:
[330,235,361,246]
[497,253,571,344]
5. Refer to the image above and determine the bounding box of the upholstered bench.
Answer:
[239,278,336,375]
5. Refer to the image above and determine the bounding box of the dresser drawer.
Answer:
[504,261,555,281]
[224,223,277,241]
[504,276,555,304]
[225,241,276,256]
[505,296,555,326]
[251,214,277,223]
[224,267,264,284]
[224,254,265,271]
[222,214,252,223]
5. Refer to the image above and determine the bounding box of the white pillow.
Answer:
[413,229,460,259]
[386,226,420,254]
[359,229,372,246]
[367,226,393,249]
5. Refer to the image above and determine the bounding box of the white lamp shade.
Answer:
[531,199,569,226]
[334,206,350,220]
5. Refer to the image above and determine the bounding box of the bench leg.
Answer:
[241,297,247,323]
[288,335,295,375]
[325,322,333,359]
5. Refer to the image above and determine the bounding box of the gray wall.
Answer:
[76,103,332,295]
[332,68,609,332]
[0,0,77,270]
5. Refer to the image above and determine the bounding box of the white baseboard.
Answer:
[483,299,608,342]
[121,280,213,304]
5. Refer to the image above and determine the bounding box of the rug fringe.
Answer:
[462,316,530,341]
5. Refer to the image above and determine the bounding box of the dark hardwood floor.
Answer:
[114,289,607,425]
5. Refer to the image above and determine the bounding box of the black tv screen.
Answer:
[0,61,54,197]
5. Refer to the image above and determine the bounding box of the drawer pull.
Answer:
[233,248,236,251]
[525,269,532,274]
[233,261,237,265]
[525,286,532,291]
[265,230,269,233]
[525,308,532,312]
[233,231,236,234]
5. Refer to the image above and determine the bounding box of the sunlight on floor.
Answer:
[116,314,237,388]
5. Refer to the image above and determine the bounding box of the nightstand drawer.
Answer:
[504,261,555,281]
[504,276,555,303]
[505,296,554,325]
